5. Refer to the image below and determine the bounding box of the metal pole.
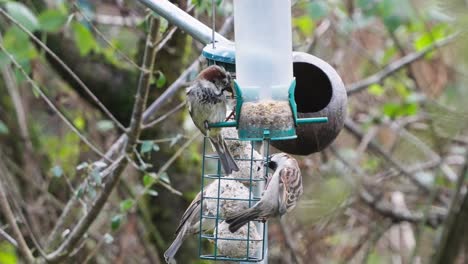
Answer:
[137,0,231,45]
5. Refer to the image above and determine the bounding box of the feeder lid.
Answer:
[202,42,236,65]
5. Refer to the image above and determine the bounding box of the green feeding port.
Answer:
[208,79,328,141]
[198,136,268,262]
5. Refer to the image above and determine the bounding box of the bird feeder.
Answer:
[204,0,329,141]
[139,0,347,262]
[198,132,269,262]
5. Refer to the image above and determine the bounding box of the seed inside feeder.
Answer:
[239,100,294,132]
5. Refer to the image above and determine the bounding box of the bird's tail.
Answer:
[210,135,239,174]
[225,206,261,233]
[164,230,186,264]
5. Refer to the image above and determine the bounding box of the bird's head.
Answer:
[199,65,233,93]
[267,153,292,170]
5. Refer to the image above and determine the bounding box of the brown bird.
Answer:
[186,65,239,174]
[225,153,303,232]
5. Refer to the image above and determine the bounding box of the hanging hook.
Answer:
[211,0,216,49]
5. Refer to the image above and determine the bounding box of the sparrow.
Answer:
[163,179,250,263]
[186,65,239,174]
[225,153,303,233]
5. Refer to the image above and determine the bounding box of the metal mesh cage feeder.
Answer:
[198,134,269,262]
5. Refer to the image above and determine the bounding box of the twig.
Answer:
[432,150,468,264]
[0,227,18,247]
[0,7,127,132]
[155,5,196,52]
[143,101,186,129]
[346,33,459,95]
[44,17,161,263]
[329,146,445,227]
[0,171,35,262]
[72,2,143,71]
[279,218,304,264]
[344,119,431,192]
[93,14,143,27]
[0,42,111,162]
[45,15,234,255]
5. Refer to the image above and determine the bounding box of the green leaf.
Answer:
[76,161,89,170]
[156,71,166,88]
[90,168,102,185]
[103,233,114,244]
[87,185,96,199]
[159,172,170,184]
[51,165,63,178]
[143,174,156,187]
[3,26,38,62]
[140,140,154,154]
[413,24,448,52]
[383,15,403,32]
[5,2,40,32]
[293,16,315,36]
[170,134,182,147]
[111,214,123,231]
[394,83,410,98]
[153,143,160,152]
[120,199,134,212]
[72,22,98,56]
[0,120,9,135]
[96,120,114,132]
[93,161,107,168]
[147,189,159,197]
[308,1,329,21]
[76,186,85,199]
[367,84,384,96]
[382,103,400,118]
[73,116,86,130]
[38,9,67,32]
[403,102,419,116]
[0,242,18,264]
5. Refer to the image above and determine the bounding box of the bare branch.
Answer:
[0,227,18,247]
[155,5,196,52]
[0,170,35,262]
[432,151,468,263]
[0,7,127,132]
[329,146,446,228]
[142,101,186,129]
[279,218,304,264]
[0,42,111,161]
[344,119,432,192]
[44,17,161,262]
[44,15,234,257]
[346,33,459,95]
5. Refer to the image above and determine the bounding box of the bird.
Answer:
[225,153,303,233]
[186,65,239,174]
[163,179,250,263]
[163,191,209,264]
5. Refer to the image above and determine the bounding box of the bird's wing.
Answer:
[279,167,302,214]
[175,192,202,235]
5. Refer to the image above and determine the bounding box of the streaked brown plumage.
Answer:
[186,65,239,174]
[225,153,303,232]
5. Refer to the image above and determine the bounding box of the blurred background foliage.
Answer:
[0,0,466,263]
